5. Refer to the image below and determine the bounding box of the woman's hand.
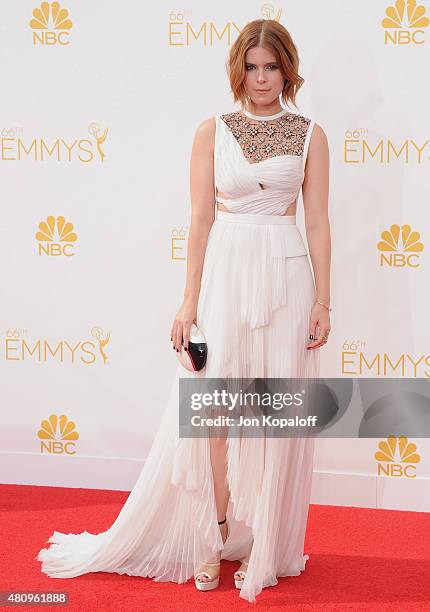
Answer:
[307,302,331,350]
[170,298,198,352]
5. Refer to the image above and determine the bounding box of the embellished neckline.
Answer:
[220,110,311,164]
[242,108,288,121]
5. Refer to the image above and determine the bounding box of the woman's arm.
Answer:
[171,117,216,352]
[302,124,332,350]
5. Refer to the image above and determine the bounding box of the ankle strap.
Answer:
[218,517,227,525]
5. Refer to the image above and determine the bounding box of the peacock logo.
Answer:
[35,215,78,256]
[382,0,429,44]
[29,2,73,45]
[375,435,421,477]
[38,414,79,454]
[382,0,429,28]
[377,224,424,267]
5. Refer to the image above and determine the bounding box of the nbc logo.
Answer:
[375,435,420,477]
[382,0,429,45]
[35,215,78,256]
[38,414,79,454]
[377,223,424,267]
[29,1,72,46]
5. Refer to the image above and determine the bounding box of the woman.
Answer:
[37,19,331,603]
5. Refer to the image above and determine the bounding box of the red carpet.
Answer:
[0,483,429,611]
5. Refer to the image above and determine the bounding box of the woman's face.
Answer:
[243,46,285,108]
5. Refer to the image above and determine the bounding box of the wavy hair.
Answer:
[226,19,304,110]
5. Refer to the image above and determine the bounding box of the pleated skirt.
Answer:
[37,210,320,603]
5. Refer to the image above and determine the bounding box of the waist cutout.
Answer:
[216,210,296,225]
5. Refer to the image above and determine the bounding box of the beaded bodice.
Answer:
[214,108,315,216]
[219,111,311,164]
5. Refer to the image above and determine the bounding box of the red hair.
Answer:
[226,19,304,109]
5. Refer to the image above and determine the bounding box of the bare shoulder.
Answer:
[309,123,329,151]
[196,116,216,134]
[193,116,216,151]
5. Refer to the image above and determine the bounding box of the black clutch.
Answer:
[177,323,207,372]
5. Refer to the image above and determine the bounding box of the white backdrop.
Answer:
[1,1,429,511]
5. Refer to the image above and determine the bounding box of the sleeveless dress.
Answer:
[36,107,321,603]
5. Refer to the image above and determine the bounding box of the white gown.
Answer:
[37,106,320,603]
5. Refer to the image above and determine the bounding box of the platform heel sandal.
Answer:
[194,517,230,591]
[194,560,221,591]
[234,560,249,589]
